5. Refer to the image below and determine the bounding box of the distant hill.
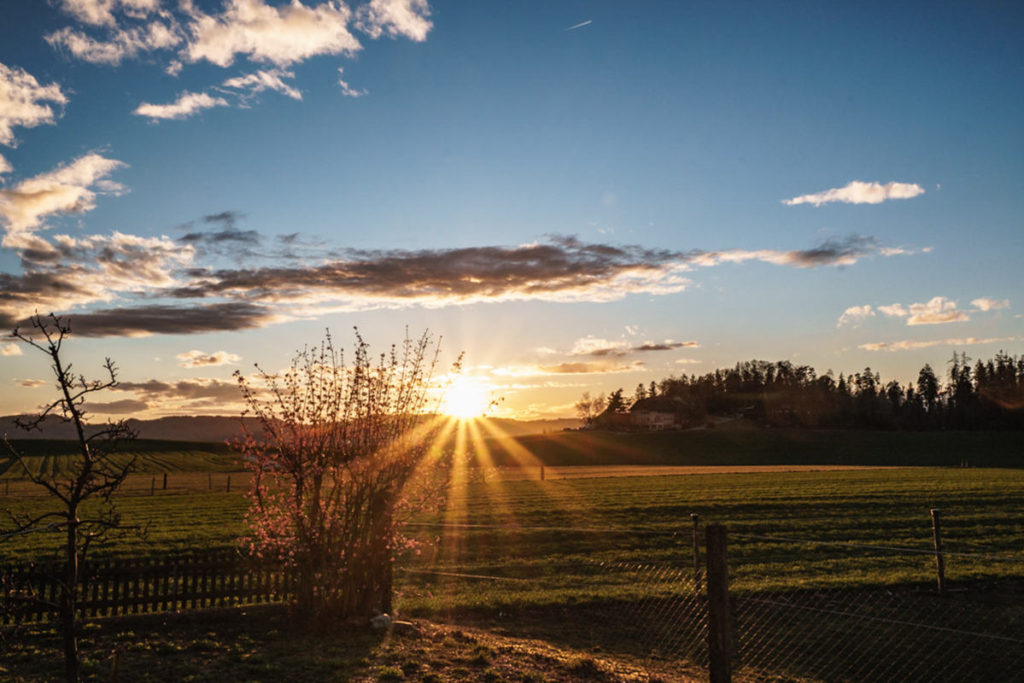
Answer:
[0,414,580,442]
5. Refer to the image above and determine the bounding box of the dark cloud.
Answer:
[633,341,699,352]
[170,236,685,303]
[112,378,242,402]
[0,231,917,338]
[4,303,274,338]
[87,399,150,414]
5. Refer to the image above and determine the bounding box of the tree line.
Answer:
[579,351,1024,431]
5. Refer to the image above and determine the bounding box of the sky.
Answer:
[0,0,1022,420]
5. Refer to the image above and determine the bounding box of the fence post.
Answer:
[540,466,545,481]
[691,513,702,594]
[162,473,167,490]
[930,508,946,595]
[706,523,733,683]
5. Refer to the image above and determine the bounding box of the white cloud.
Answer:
[133,91,229,120]
[1,342,23,356]
[675,358,701,365]
[971,297,1010,312]
[56,0,161,27]
[223,68,302,100]
[859,336,1016,352]
[17,378,46,387]
[337,67,367,97]
[906,297,968,326]
[0,153,10,175]
[0,153,126,235]
[46,21,181,65]
[355,0,432,41]
[877,303,909,318]
[783,180,925,207]
[837,304,875,328]
[177,349,242,368]
[0,63,68,147]
[182,0,361,68]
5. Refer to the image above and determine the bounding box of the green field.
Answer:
[475,425,1024,468]
[0,440,240,479]
[5,427,1023,481]
[3,443,1023,682]
[3,466,1021,592]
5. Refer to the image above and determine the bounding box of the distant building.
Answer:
[627,396,691,430]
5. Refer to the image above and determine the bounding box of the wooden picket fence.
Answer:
[1,550,293,625]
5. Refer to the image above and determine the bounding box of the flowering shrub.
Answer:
[235,329,457,621]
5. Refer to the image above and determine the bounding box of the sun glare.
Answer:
[442,378,491,419]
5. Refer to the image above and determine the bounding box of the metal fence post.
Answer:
[931,508,946,595]
[691,513,702,594]
[706,523,733,683]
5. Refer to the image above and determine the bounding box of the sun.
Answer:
[441,378,491,419]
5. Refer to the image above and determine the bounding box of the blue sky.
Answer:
[1,0,1021,419]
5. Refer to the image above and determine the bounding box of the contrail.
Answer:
[565,19,592,31]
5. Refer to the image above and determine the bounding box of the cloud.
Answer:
[55,0,160,27]
[906,297,968,325]
[537,361,641,375]
[337,67,367,97]
[1,342,23,356]
[859,336,1017,352]
[222,68,302,99]
[46,21,181,65]
[354,0,432,41]
[877,303,908,318]
[0,223,923,338]
[675,358,701,365]
[1,303,277,338]
[971,297,1010,312]
[0,153,11,175]
[837,304,875,328]
[86,398,150,414]
[570,336,631,357]
[0,153,126,235]
[565,19,592,31]
[688,235,908,269]
[0,63,68,147]
[133,91,230,120]
[634,340,699,352]
[16,378,46,387]
[177,349,242,368]
[110,377,248,409]
[0,232,191,323]
[783,181,925,207]
[181,0,361,68]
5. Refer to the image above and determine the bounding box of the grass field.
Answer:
[2,446,1022,681]
[3,467,1021,591]
[4,426,1022,481]
[0,440,239,480]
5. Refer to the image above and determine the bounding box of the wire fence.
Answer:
[396,516,1024,682]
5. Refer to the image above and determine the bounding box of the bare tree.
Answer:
[574,391,607,426]
[235,328,457,624]
[2,314,136,683]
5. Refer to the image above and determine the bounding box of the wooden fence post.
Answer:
[540,466,545,481]
[691,513,702,593]
[706,523,733,683]
[931,508,946,595]
[162,472,167,490]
